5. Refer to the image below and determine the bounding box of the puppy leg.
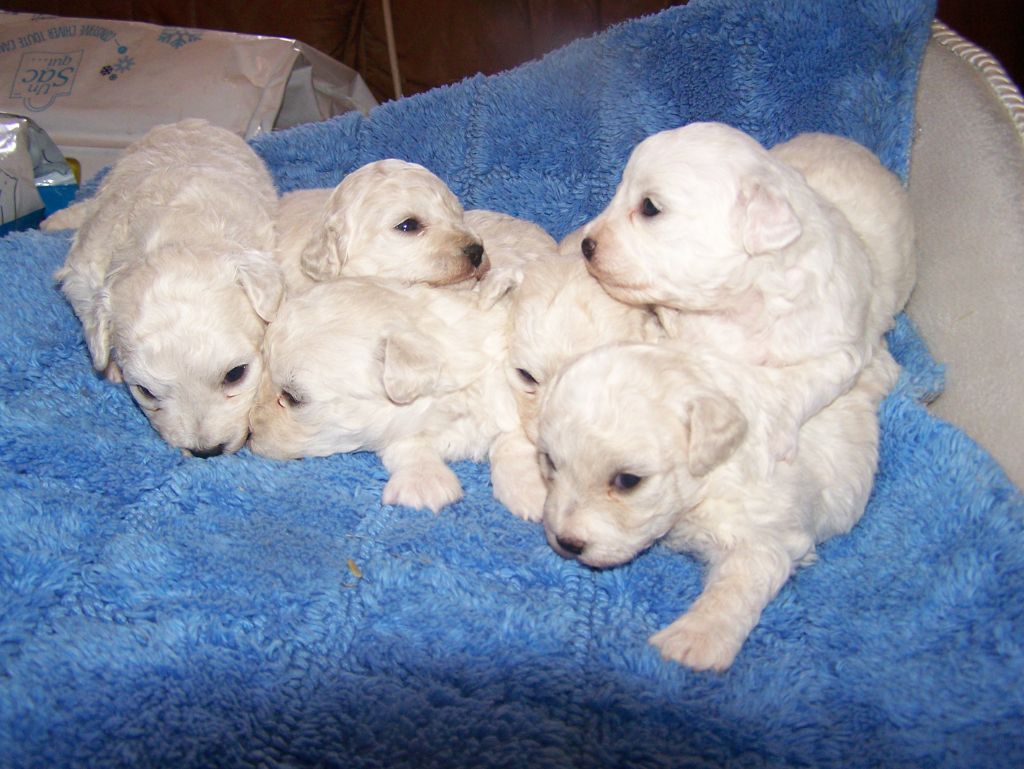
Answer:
[650,544,794,672]
[767,347,865,461]
[489,427,546,521]
[380,439,463,512]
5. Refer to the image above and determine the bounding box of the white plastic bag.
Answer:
[0,11,377,180]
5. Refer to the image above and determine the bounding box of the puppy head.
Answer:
[300,159,488,286]
[537,344,746,568]
[581,122,804,311]
[105,245,284,456]
[248,279,474,460]
[507,255,657,443]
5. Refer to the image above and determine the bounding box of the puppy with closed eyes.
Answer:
[491,253,660,520]
[248,277,520,512]
[274,159,556,301]
[580,122,914,461]
[46,119,284,457]
[537,341,899,671]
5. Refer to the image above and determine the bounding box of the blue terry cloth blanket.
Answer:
[3,0,1023,767]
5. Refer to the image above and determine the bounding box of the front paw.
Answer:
[491,459,546,522]
[382,464,462,512]
[649,611,746,672]
[476,266,524,309]
[767,412,800,463]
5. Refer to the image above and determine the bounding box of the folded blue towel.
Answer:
[4,1,1023,767]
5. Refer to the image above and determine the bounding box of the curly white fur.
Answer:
[537,342,899,671]
[248,277,520,513]
[47,119,283,457]
[580,123,915,462]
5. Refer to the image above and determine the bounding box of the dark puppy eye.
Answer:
[516,368,539,386]
[612,472,643,491]
[640,197,660,217]
[279,389,302,408]
[395,218,422,233]
[540,452,556,476]
[223,364,248,386]
[133,384,156,401]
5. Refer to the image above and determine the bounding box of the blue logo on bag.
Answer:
[10,50,82,111]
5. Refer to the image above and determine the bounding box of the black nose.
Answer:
[190,443,225,459]
[463,242,484,268]
[556,536,586,557]
[581,237,597,261]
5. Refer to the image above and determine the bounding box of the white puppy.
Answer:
[248,277,520,513]
[580,122,914,461]
[47,119,284,457]
[274,159,556,299]
[769,131,917,325]
[491,254,660,520]
[537,342,899,671]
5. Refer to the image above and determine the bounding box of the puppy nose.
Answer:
[463,242,485,268]
[555,535,586,558]
[189,443,225,459]
[581,237,597,261]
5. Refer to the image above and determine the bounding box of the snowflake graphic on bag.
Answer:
[158,29,202,49]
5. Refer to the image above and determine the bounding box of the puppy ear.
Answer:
[235,251,285,322]
[738,179,802,255]
[56,266,114,374]
[685,393,747,477]
[381,331,444,405]
[301,223,348,281]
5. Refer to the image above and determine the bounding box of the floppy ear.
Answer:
[235,251,285,322]
[56,266,114,375]
[300,221,349,281]
[381,331,445,405]
[738,179,802,255]
[685,393,747,477]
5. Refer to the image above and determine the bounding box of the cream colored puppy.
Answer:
[248,277,520,512]
[274,159,556,298]
[537,342,899,671]
[46,119,283,457]
[580,122,914,461]
[769,131,917,324]
[491,254,660,520]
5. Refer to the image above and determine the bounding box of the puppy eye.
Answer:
[516,368,539,386]
[395,218,422,233]
[612,472,643,491]
[278,389,303,408]
[640,197,660,217]
[540,452,557,476]
[223,364,248,386]
[132,384,157,401]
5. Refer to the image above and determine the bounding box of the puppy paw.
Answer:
[382,464,463,512]
[491,463,546,522]
[476,266,524,310]
[649,612,745,672]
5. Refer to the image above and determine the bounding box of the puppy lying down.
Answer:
[248,277,520,512]
[581,122,914,462]
[46,119,284,457]
[274,158,556,301]
[493,254,660,520]
[537,342,899,671]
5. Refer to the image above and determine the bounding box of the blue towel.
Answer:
[4,1,1023,767]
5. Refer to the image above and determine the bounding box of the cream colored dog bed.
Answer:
[907,21,1024,489]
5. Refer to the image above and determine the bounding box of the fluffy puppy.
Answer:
[580,122,914,460]
[274,159,556,297]
[769,131,917,326]
[490,254,660,520]
[537,342,899,671]
[46,119,283,457]
[248,277,519,512]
